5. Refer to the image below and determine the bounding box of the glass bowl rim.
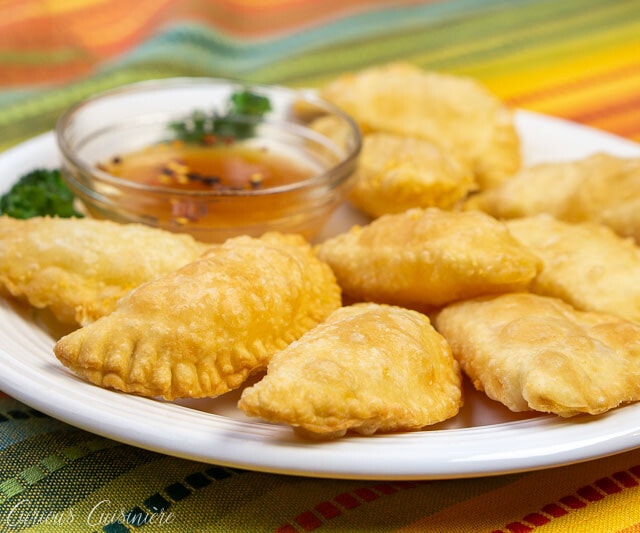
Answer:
[55,76,362,198]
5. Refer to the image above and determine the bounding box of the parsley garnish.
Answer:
[0,168,83,219]
[168,89,272,144]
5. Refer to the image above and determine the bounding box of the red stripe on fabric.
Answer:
[541,503,568,518]
[505,522,533,533]
[613,471,639,488]
[577,485,605,502]
[495,466,640,533]
[523,513,550,526]
[275,525,298,533]
[560,495,587,509]
[505,63,640,107]
[334,493,361,510]
[275,479,425,531]
[295,510,322,531]
[314,501,341,520]
[354,487,379,502]
[595,477,623,495]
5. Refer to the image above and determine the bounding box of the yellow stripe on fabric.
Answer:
[518,65,639,107]
[40,0,111,15]
[396,450,640,533]
[480,40,640,104]
[618,524,640,533]
[71,0,174,48]
[426,0,640,78]
[502,69,640,136]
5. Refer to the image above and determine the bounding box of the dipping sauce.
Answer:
[57,79,361,243]
[99,140,317,192]
[86,138,333,242]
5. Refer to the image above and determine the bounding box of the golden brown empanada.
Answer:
[506,215,640,323]
[238,303,462,439]
[465,153,640,242]
[54,232,341,400]
[0,216,210,326]
[434,292,640,417]
[348,132,475,218]
[319,62,521,189]
[315,207,541,311]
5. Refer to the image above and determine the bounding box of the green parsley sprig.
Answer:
[168,89,272,144]
[0,168,83,219]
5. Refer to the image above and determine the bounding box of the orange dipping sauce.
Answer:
[99,140,317,192]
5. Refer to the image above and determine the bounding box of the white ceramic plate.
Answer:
[2,111,640,481]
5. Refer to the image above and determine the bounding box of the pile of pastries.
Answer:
[3,62,640,440]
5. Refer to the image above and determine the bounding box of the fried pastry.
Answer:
[465,153,640,242]
[238,303,462,439]
[0,216,210,326]
[506,215,640,322]
[54,232,341,400]
[315,207,541,311]
[319,62,521,189]
[434,292,640,417]
[348,132,475,218]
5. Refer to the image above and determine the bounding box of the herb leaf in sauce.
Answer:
[168,89,272,144]
[0,168,83,219]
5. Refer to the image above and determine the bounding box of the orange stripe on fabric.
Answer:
[395,452,640,532]
[504,63,640,108]
[0,0,174,57]
[499,62,640,141]
[564,93,640,139]
[61,0,174,52]
[585,109,640,143]
[0,0,55,27]
[481,31,640,105]
[0,0,430,40]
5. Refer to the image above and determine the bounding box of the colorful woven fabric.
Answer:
[0,0,639,151]
[2,1,640,531]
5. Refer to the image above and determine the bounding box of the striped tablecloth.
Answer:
[2,1,640,531]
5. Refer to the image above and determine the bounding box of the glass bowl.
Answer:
[55,78,361,242]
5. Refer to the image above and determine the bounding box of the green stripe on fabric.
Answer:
[0,48,85,65]
[0,438,120,504]
[0,0,639,151]
[22,458,252,532]
[420,0,640,74]
[112,0,493,72]
[0,400,74,452]
[1,429,112,481]
[18,455,522,533]
[0,439,164,531]
[254,0,639,85]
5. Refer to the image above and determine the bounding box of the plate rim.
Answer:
[2,111,640,480]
